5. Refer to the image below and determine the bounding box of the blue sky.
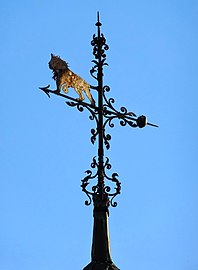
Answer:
[1,1,198,269]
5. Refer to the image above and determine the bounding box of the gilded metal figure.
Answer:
[48,53,95,105]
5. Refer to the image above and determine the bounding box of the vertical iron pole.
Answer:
[96,12,105,198]
[83,13,120,270]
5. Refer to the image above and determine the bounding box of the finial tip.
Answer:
[96,11,102,26]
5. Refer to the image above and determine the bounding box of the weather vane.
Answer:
[39,12,158,270]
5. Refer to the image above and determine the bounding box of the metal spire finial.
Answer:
[39,12,158,270]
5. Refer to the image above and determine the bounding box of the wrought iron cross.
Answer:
[39,12,158,270]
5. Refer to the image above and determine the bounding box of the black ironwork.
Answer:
[39,12,158,270]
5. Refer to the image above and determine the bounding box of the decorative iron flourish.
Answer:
[81,157,121,207]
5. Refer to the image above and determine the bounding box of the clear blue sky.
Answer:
[1,1,198,269]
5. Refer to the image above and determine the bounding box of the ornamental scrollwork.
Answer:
[81,157,121,207]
